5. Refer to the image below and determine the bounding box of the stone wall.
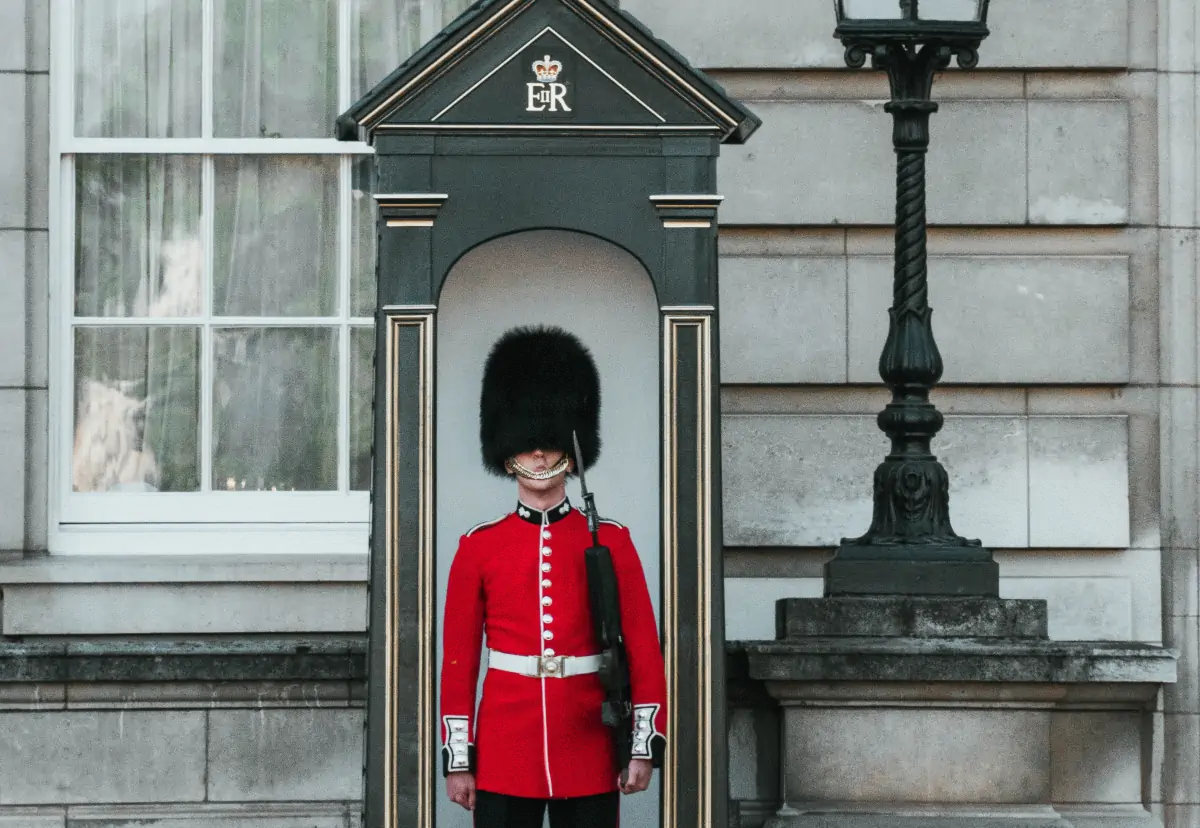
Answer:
[1,0,1197,826]
[0,642,366,827]
[0,680,363,827]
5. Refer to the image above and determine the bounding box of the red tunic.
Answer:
[439,497,668,799]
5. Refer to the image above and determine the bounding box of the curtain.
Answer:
[71,0,474,494]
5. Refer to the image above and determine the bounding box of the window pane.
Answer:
[73,326,201,493]
[75,0,202,138]
[215,0,338,138]
[351,159,377,316]
[75,155,203,318]
[213,156,338,317]
[351,0,475,101]
[213,328,338,491]
[350,326,375,490]
[351,0,421,102]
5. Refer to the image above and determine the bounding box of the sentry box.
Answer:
[337,2,759,826]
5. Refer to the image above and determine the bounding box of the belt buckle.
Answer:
[538,655,566,677]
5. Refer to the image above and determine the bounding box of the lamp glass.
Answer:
[839,0,984,21]
[919,0,985,21]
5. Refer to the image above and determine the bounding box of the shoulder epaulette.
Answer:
[465,514,508,537]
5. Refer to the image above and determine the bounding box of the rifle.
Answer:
[573,431,634,776]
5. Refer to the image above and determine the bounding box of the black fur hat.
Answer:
[479,326,601,477]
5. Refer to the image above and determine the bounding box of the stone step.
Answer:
[776,596,1049,640]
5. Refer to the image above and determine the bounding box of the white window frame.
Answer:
[45,0,431,555]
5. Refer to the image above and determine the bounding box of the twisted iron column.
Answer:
[824,40,999,597]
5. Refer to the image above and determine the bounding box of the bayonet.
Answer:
[573,430,600,544]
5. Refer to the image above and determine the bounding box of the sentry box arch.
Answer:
[337,2,758,826]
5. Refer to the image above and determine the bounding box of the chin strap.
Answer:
[505,455,571,481]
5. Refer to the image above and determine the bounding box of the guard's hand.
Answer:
[618,759,653,794]
[447,772,476,810]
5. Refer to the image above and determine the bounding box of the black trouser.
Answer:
[474,790,620,828]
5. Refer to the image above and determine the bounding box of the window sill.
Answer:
[48,523,370,557]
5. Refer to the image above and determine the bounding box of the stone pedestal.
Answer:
[740,596,1177,828]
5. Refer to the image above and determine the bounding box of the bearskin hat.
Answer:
[479,325,601,477]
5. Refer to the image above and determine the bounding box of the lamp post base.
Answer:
[825,545,999,597]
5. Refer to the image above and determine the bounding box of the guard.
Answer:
[440,326,668,828]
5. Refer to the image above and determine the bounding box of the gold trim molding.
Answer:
[383,310,436,828]
[662,312,714,828]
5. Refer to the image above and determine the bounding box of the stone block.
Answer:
[27,231,46,388]
[1165,617,1199,715]
[0,711,206,803]
[207,709,363,801]
[722,414,1028,548]
[719,102,890,226]
[1050,712,1142,804]
[0,390,25,550]
[2,583,367,635]
[927,102,1029,226]
[718,102,1026,226]
[0,232,26,388]
[1161,387,1200,551]
[1000,577,1133,642]
[848,256,1130,385]
[782,707,1049,803]
[0,2,26,71]
[622,0,841,69]
[726,578,820,641]
[718,256,846,384]
[26,73,48,231]
[25,388,45,551]
[988,0,1129,68]
[1163,714,1200,805]
[27,0,49,73]
[996,547,1162,644]
[1164,548,1200,620]
[1029,101,1130,225]
[776,596,1048,640]
[0,74,25,228]
[622,0,1129,69]
[0,809,64,827]
[65,804,361,828]
[1161,0,1199,73]
[1028,417,1130,548]
[727,708,760,800]
[1166,807,1200,828]
[1160,233,1199,384]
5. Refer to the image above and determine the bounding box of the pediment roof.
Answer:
[336,0,760,144]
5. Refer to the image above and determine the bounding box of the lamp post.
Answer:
[825,0,998,597]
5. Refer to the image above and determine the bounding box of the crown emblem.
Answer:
[532,55,563,83]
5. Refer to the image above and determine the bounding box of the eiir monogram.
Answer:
[526,54,572,113]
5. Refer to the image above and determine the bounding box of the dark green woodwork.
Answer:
[339,1,757,827]
[824,14,999,598]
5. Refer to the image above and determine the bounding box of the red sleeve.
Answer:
[439,534,483,775]
[610,525,668,766]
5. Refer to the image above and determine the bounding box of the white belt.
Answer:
[488,649,602,678]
